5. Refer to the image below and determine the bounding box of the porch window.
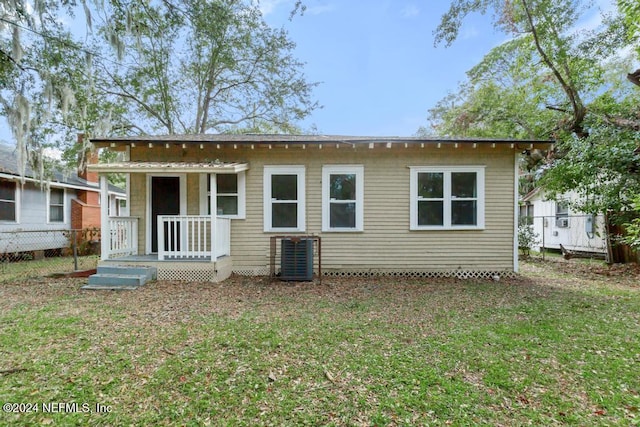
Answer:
[410,166,485,230]
[201,172,246,219]
[263,166,305,232]
[49,187,65,223]
[0,180,16,222]
[322,165,364,231]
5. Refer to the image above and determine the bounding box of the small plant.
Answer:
[64,227,101,256]
[518,219,540,259]
[622,196,640,250]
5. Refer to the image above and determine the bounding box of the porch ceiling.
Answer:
[88,161,249,174]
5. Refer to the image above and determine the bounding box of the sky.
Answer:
[256,0,616,137]
[257,0,506,136]
[0,0,619,144]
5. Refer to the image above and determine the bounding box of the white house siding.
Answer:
[525,191,606,254]
[0,182,73,253]
[129,144,517,275]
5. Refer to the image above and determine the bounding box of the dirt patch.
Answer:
[1,261,638,324]
[524,258,640,289]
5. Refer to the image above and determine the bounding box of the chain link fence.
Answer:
[0,228,101,283]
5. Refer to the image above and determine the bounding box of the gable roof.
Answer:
[0,143,125,195]
[521,187,542,203]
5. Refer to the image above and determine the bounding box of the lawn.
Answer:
[0,255,99,283]
[1,260,639,426]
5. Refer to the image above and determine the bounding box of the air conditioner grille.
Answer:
[280,238,314,281]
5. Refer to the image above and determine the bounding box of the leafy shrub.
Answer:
[518,219,540,259]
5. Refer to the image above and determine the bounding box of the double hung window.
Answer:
[49,188,65,223]
[203,172,246,218]
[410,166,485,230]
[322,165,364,231]
[264,166,305,232]
[0,180,16,222]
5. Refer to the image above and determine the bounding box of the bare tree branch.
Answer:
[521,0,587,138]
[628,69,640,88]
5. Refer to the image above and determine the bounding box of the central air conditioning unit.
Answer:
[280,238,314,281]
[556,217,570,228]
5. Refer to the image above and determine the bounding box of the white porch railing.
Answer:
[158,215,230,261]
[107,217,138,258]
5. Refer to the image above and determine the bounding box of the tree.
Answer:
[422,37,558,141]
[93,0,319,135]
[430,0,640,261]
[0,0,124,181]
[434,0,629,140]
[1,0,318,183]
[1,6,82,180]
[618,0,640,86]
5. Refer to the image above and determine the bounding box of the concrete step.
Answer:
[96,265,157,281]
[81,282,141,291]
[82,266,157,291]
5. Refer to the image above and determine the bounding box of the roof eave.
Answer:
[90,137,554,151]
[88,162,250,174]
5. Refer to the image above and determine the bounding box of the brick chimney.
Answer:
[77,133,99,184]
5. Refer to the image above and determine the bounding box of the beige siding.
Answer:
[128,144,516,273]
[129,173,146,252]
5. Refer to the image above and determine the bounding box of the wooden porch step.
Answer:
[82,266,157,290]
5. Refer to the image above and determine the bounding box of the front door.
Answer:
[151,176,181,253]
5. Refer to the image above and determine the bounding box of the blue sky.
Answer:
[258,0,509,136]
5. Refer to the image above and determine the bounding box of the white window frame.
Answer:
[47,187,66,223]
[199,172,246,219]
[322,165,364,232]
[0,179,18,223]
[555,200,570,228]
[263,165,305,232]
[410,166,485,230]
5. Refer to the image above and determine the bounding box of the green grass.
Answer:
[1,261,639,426]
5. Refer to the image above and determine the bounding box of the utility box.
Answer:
[280,238,314,281]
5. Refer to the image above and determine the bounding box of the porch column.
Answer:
[209,173,217,262]
[99,174,110,261]
[124,173,131,216]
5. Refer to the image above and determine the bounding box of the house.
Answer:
[0,143,126,255]
[520,188,607,255]
[88,134,552,282]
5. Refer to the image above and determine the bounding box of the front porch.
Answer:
[99,215,233,282]
[89,161,248,282]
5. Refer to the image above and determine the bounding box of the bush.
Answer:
[518,220,540,259]
[622,196,640,251]
[64,228,101,256]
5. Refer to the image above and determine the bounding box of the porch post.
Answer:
[100,174,110,261]
[209,173,217,262]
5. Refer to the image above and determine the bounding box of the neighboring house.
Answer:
[0,143,126,255]
[89,134,552,282]
[520,188,607,255]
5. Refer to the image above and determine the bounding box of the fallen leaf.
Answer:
[324,369,335,383]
